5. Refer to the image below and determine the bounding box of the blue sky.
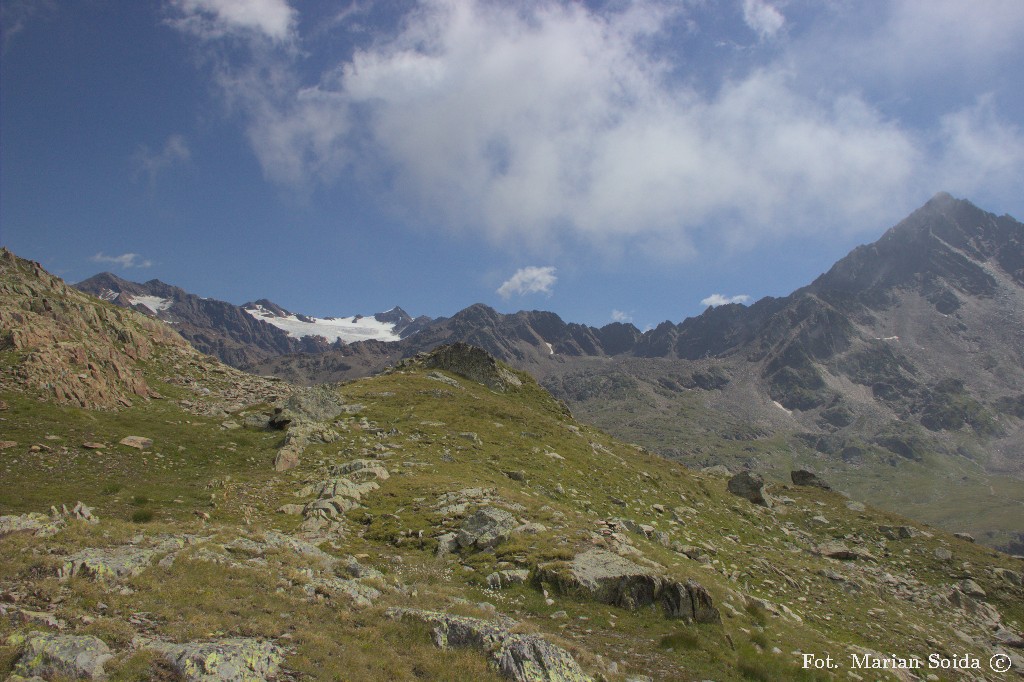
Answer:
[3,0,1023,330]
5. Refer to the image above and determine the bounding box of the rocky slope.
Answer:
[4,251,1024,681]
[244,195,1024,552]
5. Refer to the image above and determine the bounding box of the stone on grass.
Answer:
[148,638,282,682]
[10,631,112,680]
[726,471,772,508]
[387,608,592,682]
[537,549,720,623]
[60,545,157,581]
[458,507,519,549]
[119,436,153,450]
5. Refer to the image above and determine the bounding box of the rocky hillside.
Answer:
[243,195,1024,553]
[2,252,1024,681]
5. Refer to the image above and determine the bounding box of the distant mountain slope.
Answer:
[75,273,429,367]
[246,194,1024,550]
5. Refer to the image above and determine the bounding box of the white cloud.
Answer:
[172,0,1024,259]
[701,293,751,307]
[169,0,295,41]
[91,252,153,269]
[497,266,557,299]
[134,134,191,183]
[742,0,784,40]
[611,309,632,323]
[934,96,1024,200]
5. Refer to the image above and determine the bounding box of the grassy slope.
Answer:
[2,347,1023,681]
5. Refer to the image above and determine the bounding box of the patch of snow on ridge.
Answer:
[244,305,402,343]
[128,295,173,314]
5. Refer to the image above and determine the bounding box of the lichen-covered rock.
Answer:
[269,385,349,428]
[458,507,519,549]
[305,576,382,608]
[387,608,592,682]
[148,638,282,682]
[59,545,158,580]
[9,631,113,680]
[0,513,54,538]
[726,471,772,507]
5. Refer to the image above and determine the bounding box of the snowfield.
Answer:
[244,305,402,343]
[128,295,173,314]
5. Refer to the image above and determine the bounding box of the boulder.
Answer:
[269,385,348,428]
[148,638,283,682]
[537,549,719,623]
[791,469,831,489]
[726,471,772,507]
[816,541,861,560]
[878,525,916,540]
[60,545,157,580]
[9,631,112,680]
[659,579,722,624]
[387,608,592,682]
[458,507,519,549]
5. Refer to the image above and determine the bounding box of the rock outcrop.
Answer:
[387,608,593,682]
[537,549,720,623]
[7,631,113,680]
[147,638,283,682]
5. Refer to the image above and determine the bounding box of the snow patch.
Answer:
[873,336,900,342]
[245,305,402,343]
[128,295,173,314]
[772,400,792,415]
[545,342,554,356]
[99,288,118,302]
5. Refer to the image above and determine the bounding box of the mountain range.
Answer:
[73,193,1024,552]
[3,243,1024,681]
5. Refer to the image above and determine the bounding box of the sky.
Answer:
[2,0,1023,330]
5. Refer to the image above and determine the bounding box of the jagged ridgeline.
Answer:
[2,248,1024,681]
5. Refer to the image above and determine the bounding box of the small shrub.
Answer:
[131,509,155,523]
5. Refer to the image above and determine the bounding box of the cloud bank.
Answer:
[497,266,557,299]
[171,0,1024,259]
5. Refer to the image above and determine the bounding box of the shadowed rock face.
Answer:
[727,471,772,508]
